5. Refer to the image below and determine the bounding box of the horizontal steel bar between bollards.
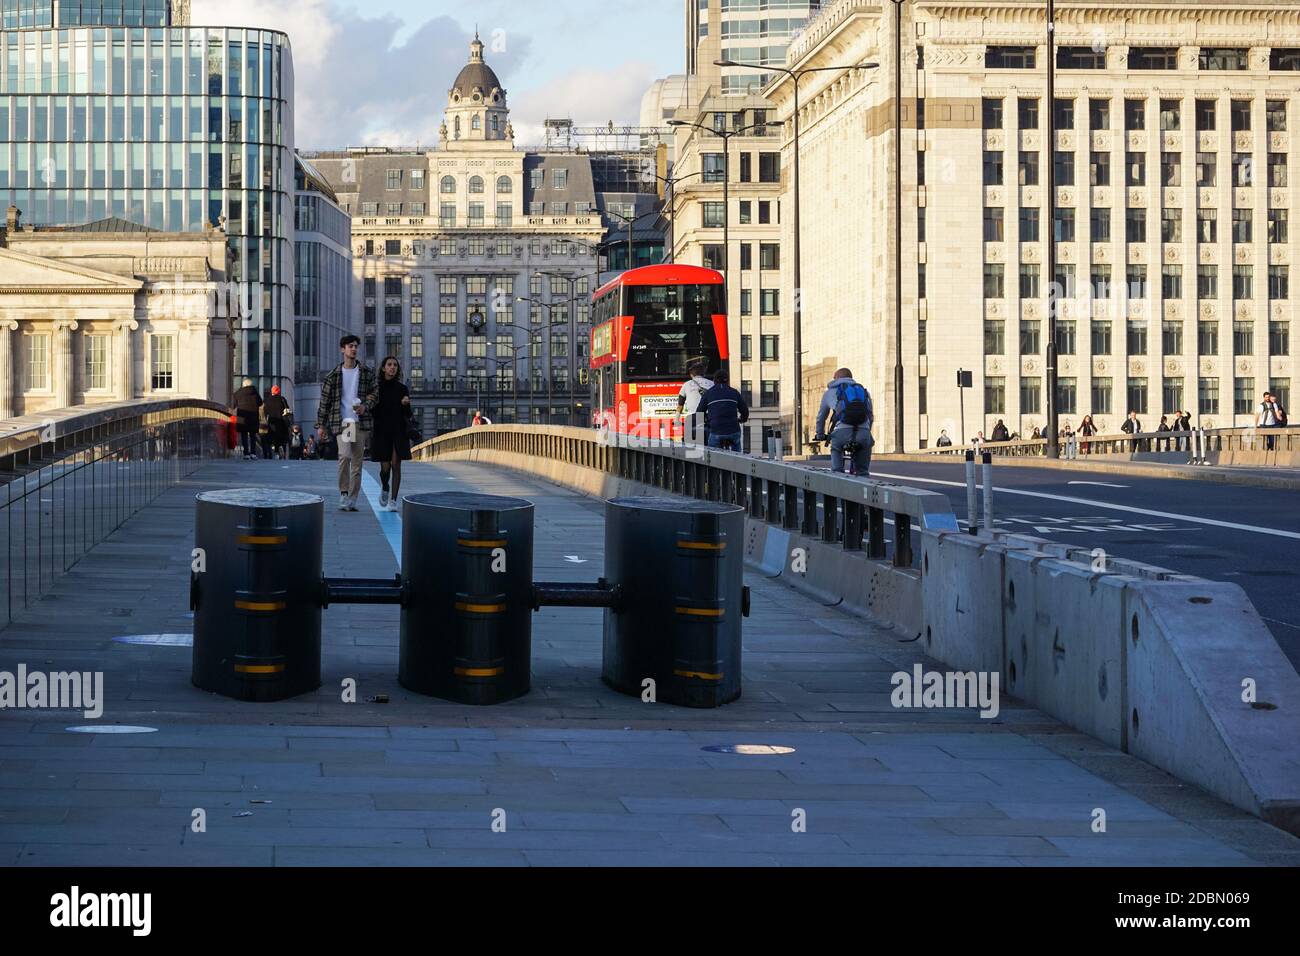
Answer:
[531,580,623,611]
[320,576,407,607]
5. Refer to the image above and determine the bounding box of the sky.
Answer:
[192,0,684,150]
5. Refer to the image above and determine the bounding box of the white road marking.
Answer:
[1067,480,1129,488]
[563,555,588,564]
[872,471,1300,542]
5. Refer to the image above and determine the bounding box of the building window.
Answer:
[412,169,426,190]
[439,335,458,359]
[1273,379,1292,411]
[1054,98,1075,129]
[759,244,780,270]
[1090,207,1111,242]
[703,202,725,228]
[918,207,927,243]
[740,289,752,316]
[1128,378,1149,415]
[983,97,1004,128]
[1233,152,1254,187]
[410,203,426,216]
[1196,100,1217,131]
[1091,378,1113,415]
[496,203,513,226]
[1056,377,1077,415]
[1233,320,1254,354]
[24,334,49,391]
[80,332,109,392]
[412,307,423,326]
[1053,208,1075,243]
[988,46,1036,69]
[150,335,175,390]
[985,376,1006,414]
[1163,377,1185,414]
[386,169,402,190]
[760,289,780,315]
[1129,47,1178,71]
[1126,151,1146,187]
[1162,319,1183,354]
[1270,320,1290,355]
[739,201,752,225]
[984,320,1005,354]
[1161,152,1181,187]
[1270,209,1290,244]
[1020,207,1040,242]
[1090,151,1111,186]
[440,203,456,227]
[440,305,457,325]
[1231,99,1253,132]
[1233,265,1253,300]
[918,376,928,415]
[1092,266,1113,300]
[740,244,753,271]
[702,153,725,183]
[441,239,457,256]
[741,335,752,362]
[1055,150,1075,186]
[1125,99,1146,130]
[1020,320,1041,353]
[1128,265,1148,299]
[759,153,781,182]
[1055,320,1076,355]
[984,152,1004,185]
[553,168,568,189]
[918,264,927,299]
[1198,265,1218,299]
[1232,378,1256,415]
[1270,153,1288,188]
[702,244,724,270]
[1267,100,1288,132]
[760,335,779,361]
[1159,99,1182,130]
[760,380,779,407]
[1020,378,1042,414]
[1198,321,1219,355]
[1091,320,1113,355]
[1270,265,1290,300]
[1057,46,1106,69]
[440,175,456,194]
[1198,377,1220,416]
[1090,98,1111,129]
[984,208,1004,242]
[1019,264,1040,299]
[984,264,1005,298]
[1233,208,1253,244]
[1019,151,1039,186]
[1162,265,1183,300]
[1196,151,1217,187]
[1198,208,1218,243]
[1127,319,1149,355]
[1200,48,1248,71]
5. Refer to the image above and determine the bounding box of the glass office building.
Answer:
[0,0,297,389]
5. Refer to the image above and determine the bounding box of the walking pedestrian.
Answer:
[315,334,377,512]
[288,424,305,460]
[1121,410,1142,451]
[991,419,1010,442]
[231,378,262,460]
[1257,391,1287,451]
[1079,414,1097,455]
[265,385,292,459]
[371,356,414,512]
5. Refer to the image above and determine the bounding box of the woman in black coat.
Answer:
[368,356,413,511]
[231,378,262,460]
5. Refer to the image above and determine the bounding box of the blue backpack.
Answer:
[836,382,870,427]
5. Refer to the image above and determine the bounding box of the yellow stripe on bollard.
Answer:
[454,601,507,613]
[673,669,723,681]
[234,600,286,611]
[677,541,726,551]
[237,534,287,545]
[453,666,504,677]
[457,539,506,548]
[674,606,724,618]
[234,663,285,674]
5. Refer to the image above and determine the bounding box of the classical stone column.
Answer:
[52,319,78,410]
[0,319,18,420]
[115,319,139,400]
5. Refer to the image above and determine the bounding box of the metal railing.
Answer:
[0,399,231,629]
[912,425,1300,460]
[414,425,958,568]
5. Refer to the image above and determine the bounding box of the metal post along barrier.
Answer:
[981,451,994,534]
[964,450,979,535]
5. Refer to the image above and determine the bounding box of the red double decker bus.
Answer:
[589,264,728,438]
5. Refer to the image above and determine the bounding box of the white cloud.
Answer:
[193,0,531,148]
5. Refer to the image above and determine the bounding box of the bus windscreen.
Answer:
[623,284,724,381]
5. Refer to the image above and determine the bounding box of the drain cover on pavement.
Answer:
[702,744,796,755]
[112,634,192,646]
[66,726,159,734]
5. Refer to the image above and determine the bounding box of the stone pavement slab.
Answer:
[0,457,1296,866]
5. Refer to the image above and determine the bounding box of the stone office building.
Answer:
[307,36,609,434]
[769,0,1299,449]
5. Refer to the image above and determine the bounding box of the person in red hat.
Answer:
[264,384,292,459]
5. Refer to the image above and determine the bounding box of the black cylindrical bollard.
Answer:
[602,497,745,707]
[191,489,324,701]
[399,492,534,704]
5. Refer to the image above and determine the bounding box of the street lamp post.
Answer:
[717,58,878,456]
[517,295,577,424]
[540,270,599,426]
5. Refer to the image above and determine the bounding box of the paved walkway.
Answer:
[0,457,1296,865]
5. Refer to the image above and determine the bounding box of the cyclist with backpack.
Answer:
[813,368,875,476]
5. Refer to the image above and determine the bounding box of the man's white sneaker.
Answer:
[380,489,389,507]
[388,499,400,512]
[347,498,360,512]
[339,493,349,511]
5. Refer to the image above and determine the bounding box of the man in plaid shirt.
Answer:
[315,335,377,511]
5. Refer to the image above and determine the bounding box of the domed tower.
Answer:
[442,33,513,150]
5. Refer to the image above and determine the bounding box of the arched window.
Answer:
[453,116,461,137]
[491,114,499,133]
[469,176,484,194]
[472,114,482,131]
[496,175,512,194]
[440,175,456,194]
